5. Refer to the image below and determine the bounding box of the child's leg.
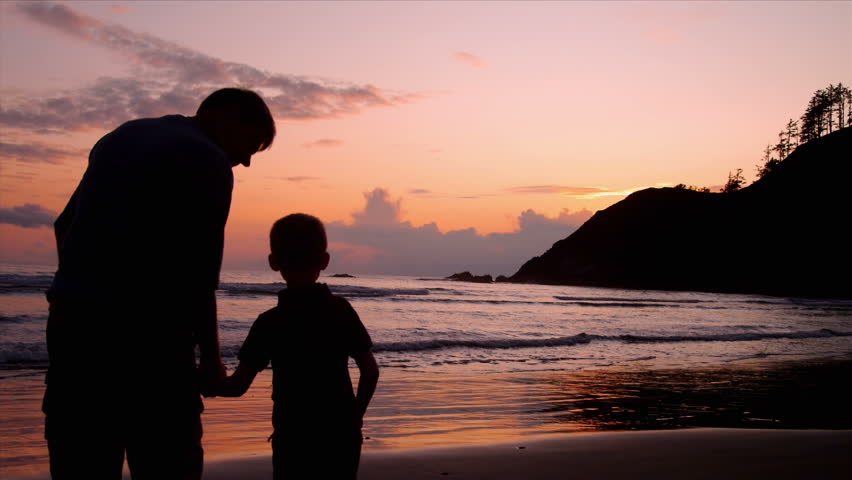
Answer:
[272,432,361,480]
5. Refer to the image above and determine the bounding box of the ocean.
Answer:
[2,264,852,477]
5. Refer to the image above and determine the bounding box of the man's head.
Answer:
[269,213,330,285]
[195,88,276,167]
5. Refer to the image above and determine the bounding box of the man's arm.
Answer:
[196,289,226,397]
[54,188,79,251]
[184,149,233,397]
[353,351,380,422]
[215,362,259,397]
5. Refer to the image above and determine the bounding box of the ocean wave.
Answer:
[218,282,432,299]
[373,334,594,352]
[0,274,53,294]
[0,314,39,324]
[370,328,852,353]
[0,343,48,367]
[611,328,852,344]
[218,282,284,296]
[384,296,730,309]
[553,295,708,304]
[555,301,686,308]
[3,329,851,368]
[333,285,431,298]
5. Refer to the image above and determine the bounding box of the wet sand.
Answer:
[204,428,852,480]
[4,357,852,478]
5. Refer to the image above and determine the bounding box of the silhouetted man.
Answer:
[44,88,276,480]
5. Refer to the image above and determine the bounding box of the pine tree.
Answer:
[722,169,746,193]
[756,144,779,179]
[833,83,851,129]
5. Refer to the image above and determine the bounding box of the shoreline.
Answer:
[8,428,850,480]
[4,356,852,478]
[206,428,852,480]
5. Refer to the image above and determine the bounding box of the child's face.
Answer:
[268,251,330,285]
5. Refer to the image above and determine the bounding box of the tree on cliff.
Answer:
[673,183,710,193]
[722,168,746,193]
[758,83,850,179]
[800,83,851,142]
[757,119,799,179]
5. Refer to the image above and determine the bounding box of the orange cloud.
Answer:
[269,176,321,183]
[302,138,343,149]
[452,51,487,68]
[505,184,647,199]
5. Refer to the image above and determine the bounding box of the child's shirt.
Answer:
[237,283,372,435]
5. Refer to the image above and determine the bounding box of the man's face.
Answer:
[218,122,264,168]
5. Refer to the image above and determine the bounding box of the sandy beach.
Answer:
[203,428,851,480]
[6,428,850,479]
[4,359,852,479]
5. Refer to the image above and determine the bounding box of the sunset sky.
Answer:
[1,1,850,276]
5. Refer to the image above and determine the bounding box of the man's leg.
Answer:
[44,391,125,480]
[44,298,126,480]
[125,403,203,480]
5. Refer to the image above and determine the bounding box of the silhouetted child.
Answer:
[216,213,379,479]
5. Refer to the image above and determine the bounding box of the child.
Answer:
[216,213,380,479]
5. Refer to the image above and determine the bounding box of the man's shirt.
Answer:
[50,115,233,301]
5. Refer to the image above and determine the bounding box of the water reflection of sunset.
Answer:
[2,358,851,477]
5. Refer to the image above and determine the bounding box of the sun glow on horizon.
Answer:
[1,1,850,272]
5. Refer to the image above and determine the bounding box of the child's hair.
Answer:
[270,213,328,271]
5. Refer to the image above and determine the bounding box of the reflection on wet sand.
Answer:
[532,357,852,430]
[4,357,850,477]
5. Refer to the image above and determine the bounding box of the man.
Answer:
[44,88,276,479]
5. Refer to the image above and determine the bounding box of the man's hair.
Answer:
[270,214,328,271]
[196,88,276,151]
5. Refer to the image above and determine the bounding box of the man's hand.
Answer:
[198,360,226,397]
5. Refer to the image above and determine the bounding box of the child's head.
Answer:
[269,213,330,284]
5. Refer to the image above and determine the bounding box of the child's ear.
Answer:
[320,252,330,271]
[268,253,280,271]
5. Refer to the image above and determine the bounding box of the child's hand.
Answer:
[213,363,258,397]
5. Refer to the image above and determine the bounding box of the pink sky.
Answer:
[1,1,850,275]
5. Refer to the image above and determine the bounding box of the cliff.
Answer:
[510,127,852,298]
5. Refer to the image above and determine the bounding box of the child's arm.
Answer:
[353,351,380,423]
[215,363,260,397]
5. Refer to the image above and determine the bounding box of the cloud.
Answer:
[350,188,402,226]
[632,5,721,46]
[0,140,86,164]
[452,51,487,68]
[110,5,130,13]
[0,203,58,228]
[325,188,593,276]
[408,189,432,195]
[272,176,321,183]
[3,1,419,132]
[505,184,642,198]
[302,138,343,149]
